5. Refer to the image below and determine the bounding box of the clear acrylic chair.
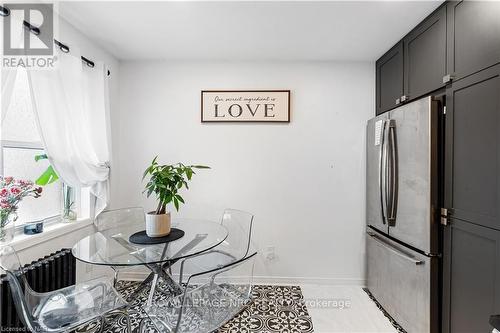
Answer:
[0,245,130,333]
[146,252,256,333]
[178,209,254,285]
[94,207,145,286]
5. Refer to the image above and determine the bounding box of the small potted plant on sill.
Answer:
[142,157,209,237]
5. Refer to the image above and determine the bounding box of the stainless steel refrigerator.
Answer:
[366,96,440,333]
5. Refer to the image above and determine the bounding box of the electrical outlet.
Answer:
[264,246,275,260]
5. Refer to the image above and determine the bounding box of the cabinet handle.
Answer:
[440,207,453,226]
[395,98,401,105]
[443,74,455,84]
[400,95,409,102]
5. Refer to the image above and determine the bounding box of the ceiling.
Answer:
[58,1,443,62]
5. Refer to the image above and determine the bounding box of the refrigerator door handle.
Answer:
[379,120,388,224]
[367,232,424,265]
[387,119,398,226]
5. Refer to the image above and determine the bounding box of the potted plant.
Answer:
[0,176,42,242]
[142,157,209,237]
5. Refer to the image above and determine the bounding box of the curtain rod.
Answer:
[0,5,110,76]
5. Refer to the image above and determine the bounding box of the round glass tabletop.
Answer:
[72,218,228,266]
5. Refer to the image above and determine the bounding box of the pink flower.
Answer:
[0,177,42,211]
[17,179,33,187]
[10,187,21,195]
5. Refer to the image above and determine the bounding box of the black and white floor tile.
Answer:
[76,280,314,333]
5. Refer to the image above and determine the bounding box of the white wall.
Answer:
[114,61,374,285]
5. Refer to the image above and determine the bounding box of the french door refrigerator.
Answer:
[366,96,440,333]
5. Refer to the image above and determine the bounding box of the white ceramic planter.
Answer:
[146,212,171,237]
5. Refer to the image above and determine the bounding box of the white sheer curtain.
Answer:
[1,15,23,125]
[1,68,18,125]
[27,46,111,217]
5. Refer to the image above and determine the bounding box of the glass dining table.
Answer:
[72,218,228,305]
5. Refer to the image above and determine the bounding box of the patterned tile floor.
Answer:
[77,280,314,333]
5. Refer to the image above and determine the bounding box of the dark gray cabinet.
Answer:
[444,64,500,230]
[375,1,500,115]
[446,1,500,82]
[376,4,448,115]
[442,219,500,333]
[376,42,403,115]
[404,5,447,100]
[443,63,500,333]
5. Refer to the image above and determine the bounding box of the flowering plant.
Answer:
[0,176,42,227]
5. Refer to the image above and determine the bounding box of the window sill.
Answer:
[10,218,93,252]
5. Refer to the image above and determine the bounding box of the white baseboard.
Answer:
[119,271,151,281]
[251,276,366,286]
[118,271,365,287]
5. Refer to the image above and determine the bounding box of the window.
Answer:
[1,69,62,224]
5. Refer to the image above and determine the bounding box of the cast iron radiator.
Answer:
[0,248,76,328]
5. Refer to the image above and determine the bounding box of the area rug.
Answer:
[76,280,314,333]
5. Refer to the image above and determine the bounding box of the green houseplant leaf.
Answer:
[34,155,59,185]
[34,154,48,162]
[35,165,59,185]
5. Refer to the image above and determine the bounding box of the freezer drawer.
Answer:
[366,231,438,333]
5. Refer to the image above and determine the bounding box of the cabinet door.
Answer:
[442,219,500,333]
[376,42,404,115]
[404,5,447,100]
[445,64,500,230]
[447,1,500,81]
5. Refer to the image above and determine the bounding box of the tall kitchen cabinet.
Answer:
[374,1,500,332]
[442,2,500,332]
[442,64,500,333]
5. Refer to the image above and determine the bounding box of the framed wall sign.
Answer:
[201,90,290,122]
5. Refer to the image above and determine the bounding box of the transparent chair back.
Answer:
[94,207,146,287]
[177,209,255,285]
[94,207,145,231]
[0,245,129,332]
[219,209,254,261]
[147,252,257,333]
